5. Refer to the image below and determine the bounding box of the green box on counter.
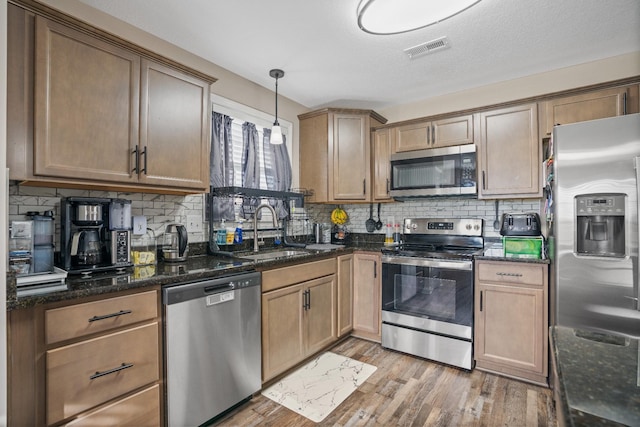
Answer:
[502,236,543,259]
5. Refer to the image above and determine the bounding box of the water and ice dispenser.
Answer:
[575,194,625,257]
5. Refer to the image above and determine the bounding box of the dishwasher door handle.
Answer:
[204,283,234,293]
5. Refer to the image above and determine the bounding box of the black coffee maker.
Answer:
[60,197,133,274]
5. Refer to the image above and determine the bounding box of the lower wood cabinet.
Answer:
[352,252,382,342]
[474,260,549,385]
[7,288,162,426]
[337,254,354,337]
[261,258,337,382]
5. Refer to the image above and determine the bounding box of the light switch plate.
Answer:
[186,215,203,233]
[132,216,147,235]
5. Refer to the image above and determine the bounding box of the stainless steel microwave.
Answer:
[389,144,477,198]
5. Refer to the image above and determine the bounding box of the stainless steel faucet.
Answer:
[253,204,279,252]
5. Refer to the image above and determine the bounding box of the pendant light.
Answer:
[269,69,284,145]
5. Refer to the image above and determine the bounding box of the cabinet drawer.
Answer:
[477,261,545,286]
[262,258,336,292]
[45,290,158,345]
[46,322,160,425]
[65,384,160,427]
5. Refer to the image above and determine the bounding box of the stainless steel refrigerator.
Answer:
[552,113,640,339]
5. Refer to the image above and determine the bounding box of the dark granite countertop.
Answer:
[550,326,640,426]
[6,241,384,310]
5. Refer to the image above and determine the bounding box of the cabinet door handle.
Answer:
[88,309,132,323]
[623,91,628,115]
[307,289,311,309]
[90,362,134,380]
[386,178,390,194]
[431,124,436,145]
[141,146,148,174]
[427,125,431,145]
[480,290,483,312]
[482,171,486,190]
[363,179,366,195]
[374,261,377,278]
[132,145,139,173]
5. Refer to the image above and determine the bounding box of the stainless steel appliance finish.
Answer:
[389,144,476,199]
[499,212,542,236]
[553,114,640,339]
[163,271,261,426]
[381,217,483,369]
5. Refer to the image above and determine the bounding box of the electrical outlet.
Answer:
[186,215,203,233]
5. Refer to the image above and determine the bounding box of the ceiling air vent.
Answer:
[404,36,450,59]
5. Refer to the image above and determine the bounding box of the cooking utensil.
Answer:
[375,203,383,230]
[365,204,375,233]
[493,200,500,230]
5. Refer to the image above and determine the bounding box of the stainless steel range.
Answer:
[381,217,484,370]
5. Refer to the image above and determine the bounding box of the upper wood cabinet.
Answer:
[7,4,214,194]
[539,85,639,137]
[372,128,392,201]
[477,104,542,199]
[299,108,387,203]
[392,114,474,152]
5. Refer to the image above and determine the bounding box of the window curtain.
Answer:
[263,128,292,219]
[209,112,235,221]
[241,122,260,219]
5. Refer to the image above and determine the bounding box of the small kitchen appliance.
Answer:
[60,197,132,274]
[499,212,542,236]
[161,223,188,262]
[381,217,484,369]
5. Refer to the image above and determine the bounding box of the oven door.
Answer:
[381,255,473,340]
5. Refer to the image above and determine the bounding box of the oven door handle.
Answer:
[381,255,473,271]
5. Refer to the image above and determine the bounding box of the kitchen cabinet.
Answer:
[372,128,393,201]
[474,260,548,385]
[7,288,162,426]
[261,258,337,382]
[352,252,382,342]
[7,3,213,194]
[539,84,639,137]
[337,254,354,337]
[392,114,474,152]
[299,108,387,203]
[477,103,542,199]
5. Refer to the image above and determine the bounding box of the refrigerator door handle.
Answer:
[634,156,640,310]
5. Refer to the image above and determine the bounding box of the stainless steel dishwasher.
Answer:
[163,271,261,426]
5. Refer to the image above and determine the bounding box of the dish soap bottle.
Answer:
[234,219,243,244]
[216,219,227,245]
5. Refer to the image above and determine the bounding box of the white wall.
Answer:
[1,0,9,423]
[379,52,640,123]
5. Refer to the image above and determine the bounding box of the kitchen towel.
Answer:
[261,351,376,423]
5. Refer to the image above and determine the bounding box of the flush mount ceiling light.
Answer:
[357,0,482,35]
[269,69,284,145]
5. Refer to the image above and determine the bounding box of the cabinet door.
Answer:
[432,114,474,148]
[540,85,639,136]
[353,253,381,341]
[475,283,545,376]
[305,275,337,354]
[262,284,305,381]
[337,254,354,337]
[372,129,392,201]
[34,16,140,183]
[478,104,541,199]
[393,121,430,152]
[330,113,371,200]
[140,59,210,190]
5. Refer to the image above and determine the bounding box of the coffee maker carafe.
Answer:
[60,197,133,274]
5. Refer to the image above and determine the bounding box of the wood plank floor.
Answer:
[216,337,557,426]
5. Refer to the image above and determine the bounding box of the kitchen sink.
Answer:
[234,249,310,262]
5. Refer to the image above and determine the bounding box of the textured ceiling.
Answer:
[77,0,640,110]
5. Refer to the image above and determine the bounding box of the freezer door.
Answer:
[554,114,640,339]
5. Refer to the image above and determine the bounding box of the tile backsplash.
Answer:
[9,183,541,250]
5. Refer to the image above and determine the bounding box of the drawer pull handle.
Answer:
[90,363,134,380]
[496,272,523,277]
[88,309,132,323]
